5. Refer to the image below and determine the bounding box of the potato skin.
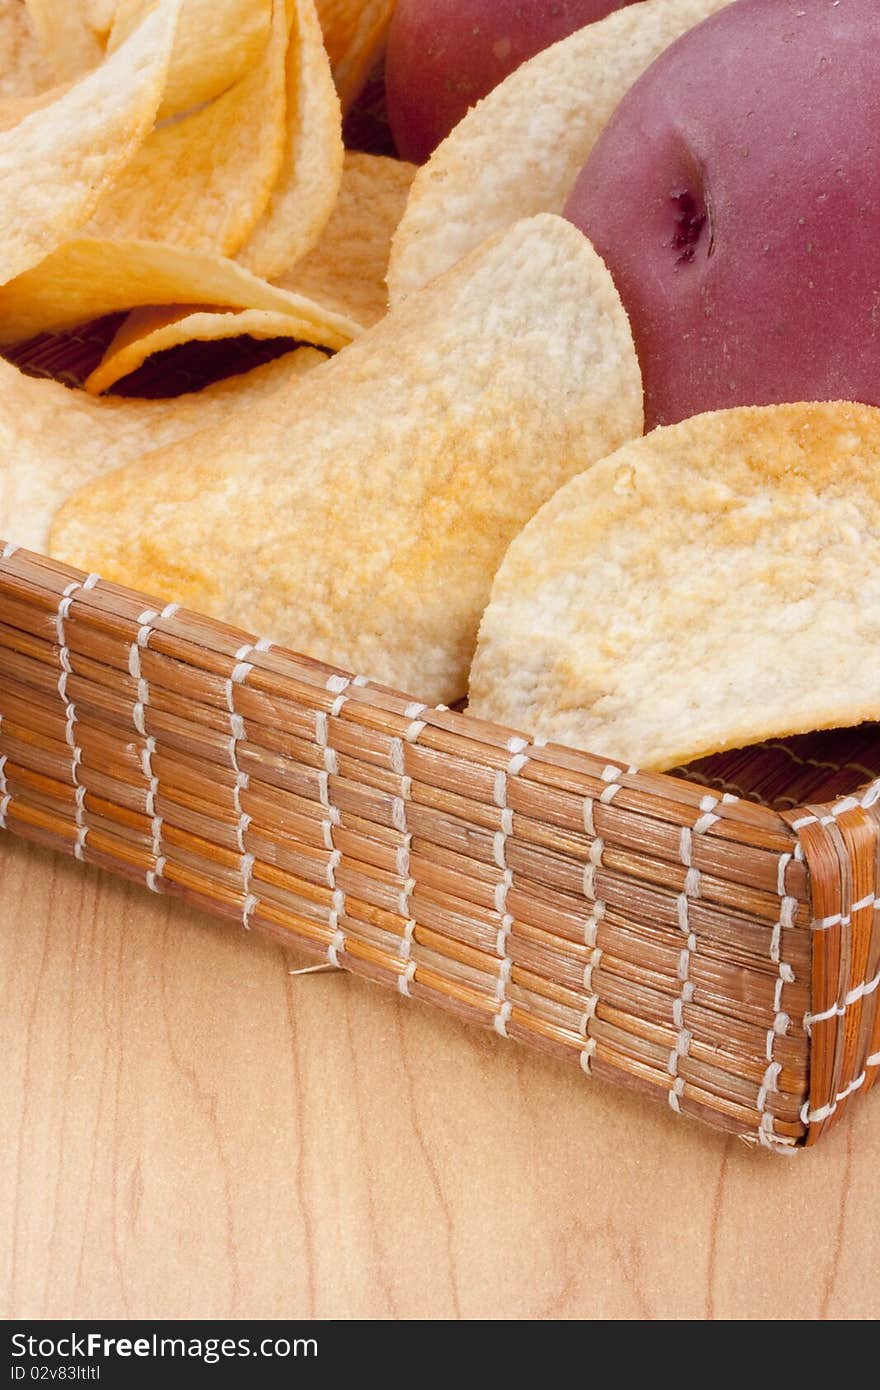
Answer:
[565,0,880,429]
[385,0,637,163]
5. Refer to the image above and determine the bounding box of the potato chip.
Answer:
[236,0,344,281]
[85,304,348,394]
[387,0,730,302]
[83,151,411,390]
[0,0,54,98]
[0,348,324,553]
[23,1,104,82]
[108,0,272,121]
[0,236,362,344]
[85,0,286,256]
[84,2,118,41]
[50,214,643,704]
[315,0,397,111]
[0,0,179,286]
[470,403,880,771]
[277,150,415,326]
[0,84,67,136]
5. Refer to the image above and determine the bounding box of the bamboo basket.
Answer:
[1,337,879,1155]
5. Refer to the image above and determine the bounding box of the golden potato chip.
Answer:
[388,0,730,301]
[83,151,410,390]
[0,236,362,344]
[237,0,344,281]
[24,1,104,82]
[277,150,415,327]
[85,304,347,394]
[85,0,286,256]
[0,0,54,98]
[0,0,179,286]
[109,0,272,121]
[50,215,643,704]
[315,0,397,111]
[470,403,880,771]
[0,348,324,553]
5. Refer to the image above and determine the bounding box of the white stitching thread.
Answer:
[758,846,798,1146]
[804,966,880,1027]
[801,1069,868,1125]
[54,575,99,861]
[129,604,179,891]
[316,675,353,963]
[224,641,267,926]
[491,741,533,1035]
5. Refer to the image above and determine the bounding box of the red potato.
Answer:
[385,0,639,163]
[564,0,880,429]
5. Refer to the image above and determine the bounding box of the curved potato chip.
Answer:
[0,0,54,98]
[85,2,118,41]
[109,0,272,121]
[23,1,104,82]
[0,83,69,136]
[84,150,410,390]
[470,403,880,771]
[85,304,351,394]
[0,237,362,344]
[316,0,397,111]
[0,0,179,287]
[85,0,287,256]
[50,215,643,705]
[237,0,344,282]
[276,150,414,326]
[387,0,730,302]
[0,347,324,552]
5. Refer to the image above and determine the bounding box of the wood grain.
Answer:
[2,832,878,1321]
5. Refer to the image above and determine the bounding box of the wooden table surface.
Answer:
[3,830,878,1322]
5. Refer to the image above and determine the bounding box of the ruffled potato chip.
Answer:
[387,0,730,302]
[84,304,345,394]
[0,237,361,345]
[316,0,397,111]
[108,0,273,120]
[0,348,324,553]
[85,0,287,256]
[236,0,344,281]
[50,215,643,704]
[0,0,179,285]
[470,403,880,771]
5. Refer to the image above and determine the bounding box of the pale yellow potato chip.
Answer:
[85,0,287,256]
[316,0,397,110]
[0,348,324,553]
[50,215,643,704]
[276,150,415,326]
[0,84,68,135]
[85,303,352,394]
[237,0,344,282]
[85,1,119,41]
[109,0,272,120]
[0,236,362,344]
[24,0,104,82]
[0,0,54,98]
[0,0,179,287]
[470,403,880,771]
[387,0,731,302]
